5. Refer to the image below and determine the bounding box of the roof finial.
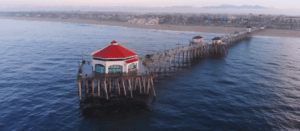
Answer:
[111,40,118,45]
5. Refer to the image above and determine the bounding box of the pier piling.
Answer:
[92,80,95,97]
[151,78,156,98]
[97,80,100,97]
[104,80,108,100]
[78,82,82,100]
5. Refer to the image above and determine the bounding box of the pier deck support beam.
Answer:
[109,79,112,93]
[178,53,180,66]
[131,78,135,91]
[182,52,185,64]
[128,79,133,98]
[104,80,108,100]
[151,78,156,98]
[147,78,151,94]
[200,47,202,55]
[143,78,146,94]
[122,79,126,96]
[117,79,120,95]
[187,51,189,62]
[174,55,176,67]
[153,61,156,73]
[85,80,89,94]
[78,82,82,100]
[139,77,142,94]
[169,57,172,69]
[164,58,167,71]
[134,78,138,91]
[92,80,95,96]
[158,59,161,72]
[97,80,100,97]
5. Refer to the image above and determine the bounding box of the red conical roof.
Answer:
[92,41,137,59]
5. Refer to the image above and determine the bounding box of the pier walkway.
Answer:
[139,27,262,73]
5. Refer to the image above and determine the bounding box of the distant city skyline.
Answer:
[1,0,300,9]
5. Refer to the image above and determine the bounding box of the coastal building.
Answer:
[192,36,204,43]
[212,37,222,44]
[91,41,139,74]
[247,26,252,33]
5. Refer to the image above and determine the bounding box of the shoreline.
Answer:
[1,16,300,38]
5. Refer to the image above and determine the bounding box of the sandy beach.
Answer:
[1,16,300,38]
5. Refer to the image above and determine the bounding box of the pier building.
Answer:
[212,37,222,44]
[192,36,203,43]
[91,41,139,74]
[247,26,252,33]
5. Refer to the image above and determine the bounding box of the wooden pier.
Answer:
[77,70,156,101]
[76,26,264,101]
[139,27,263,73]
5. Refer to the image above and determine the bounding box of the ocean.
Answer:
[0,19,300,131]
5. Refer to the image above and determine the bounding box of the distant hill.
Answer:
[202,5,268,9]
[166,6,194,8]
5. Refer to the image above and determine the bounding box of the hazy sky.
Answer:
[1,0,299,9]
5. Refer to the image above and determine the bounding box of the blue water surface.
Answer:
[0,19,300,131]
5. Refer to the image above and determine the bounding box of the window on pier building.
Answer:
[95,64,105,73]
[128,63,137,71]
[108,65,123,73]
